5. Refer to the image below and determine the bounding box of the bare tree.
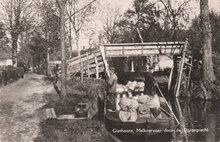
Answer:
[159,0,191,41]
[103,8,121,43]
[66,0,96,55]
[200,0,216,90]
[0,0,34,67]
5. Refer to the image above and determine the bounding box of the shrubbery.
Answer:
[0,66,24,86]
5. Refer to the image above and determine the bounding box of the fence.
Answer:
[67,48,105,79]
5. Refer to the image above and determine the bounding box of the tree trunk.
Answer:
[200,0,216,90]
[76,35,83,82]
[60,0,67,97]
[172,17,177,41]
[11,33,19,67]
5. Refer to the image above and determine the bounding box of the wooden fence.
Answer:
[67,48,105,79]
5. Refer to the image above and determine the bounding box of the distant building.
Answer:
[0,50,12,67]
[0,58,13,66]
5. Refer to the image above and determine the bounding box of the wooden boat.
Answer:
[104,97,175,140]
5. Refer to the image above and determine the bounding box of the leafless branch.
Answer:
[65,0,96,21]
[176,0,191,15]
[55,0,61,9]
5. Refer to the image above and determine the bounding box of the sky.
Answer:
[78,0,220,50]
[104,0,220,13]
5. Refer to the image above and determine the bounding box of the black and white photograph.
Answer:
[0,0,219,141]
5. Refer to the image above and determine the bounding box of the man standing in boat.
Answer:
[144,66,161,117]
[106,67,118,110]
[144,66,157,96]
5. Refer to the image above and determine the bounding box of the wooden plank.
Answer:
[94,56,99,78]
[142,50,159,55]
[86,52,90,78]
[105,46,182,51]
[67,58,103,73]
[89,62,104,68]
[103,41,185,46]
[67,53,102,66]
[123,45,142,50]
[85,66,104,75]
[45,108,57,119]
[67,51,101,63]
[104,42,184,57]
[105,49,182,57]
[50,108,57,118]
[174,41,187,97]
[124,50,142,55]
[168,67,174,91]
[46,109,51,119]
[68,56,103,67]
[100,46,110,77]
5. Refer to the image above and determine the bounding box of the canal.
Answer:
[147,99,220,142]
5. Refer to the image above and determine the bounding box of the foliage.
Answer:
[34,78,109,141]
[39,1,62,60]
[111,0,187,43]
[0,67,24,86]
[35,119,110,142]
[187,11,220,60]
[27,32,47,73]
[0,0,36,66]
[0,22,11,58]
[158,0,191,41]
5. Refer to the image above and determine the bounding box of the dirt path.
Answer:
[0,73,54,142]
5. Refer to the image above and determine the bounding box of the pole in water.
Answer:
[156,84,180,124]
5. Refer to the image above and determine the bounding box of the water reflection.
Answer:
[167,99,219,142]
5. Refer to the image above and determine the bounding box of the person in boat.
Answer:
[106,67,118,110]
[144,66,157,96]
[144,66,161,117]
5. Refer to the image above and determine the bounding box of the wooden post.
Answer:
[175,98,189,142]
[131,60,134,72]
[100,46,110,77]
[186,57,192,90]
[174,40,187,97]
[86,52,90,78]
[137,28,144,43]
[156,85,180,124]
[95,56,99,79]
[150,55,153,66]
[47,48,50,76]
[80,54,84,82]
[168,67,174,91]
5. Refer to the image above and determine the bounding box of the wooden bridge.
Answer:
[66,41,186,79]
[103,42,185,57]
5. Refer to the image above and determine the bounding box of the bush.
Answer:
[0,67,25,86]
[17,67,24,78]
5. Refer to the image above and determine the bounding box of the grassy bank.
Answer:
[35,78,112,142]
[35,119,111,142]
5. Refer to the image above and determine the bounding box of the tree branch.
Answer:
[65,0,96,21]
[176,0,191,15]
[159,0,172,22]
[55,0,61,9]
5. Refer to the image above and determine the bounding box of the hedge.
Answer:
[0,67,24,86]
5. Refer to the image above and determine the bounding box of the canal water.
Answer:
[113,98,220,142]
[147,99,220,142]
